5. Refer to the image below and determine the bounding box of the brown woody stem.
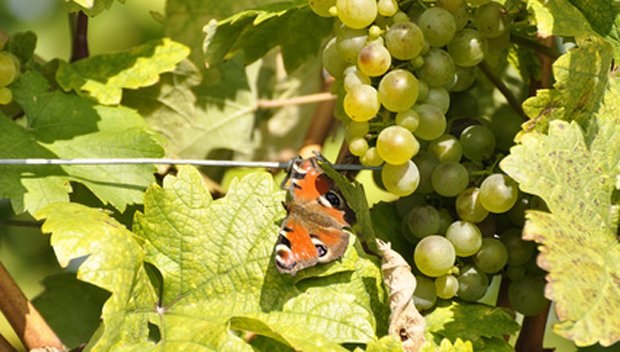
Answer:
[70,11,89,62]
[0,261,64,350]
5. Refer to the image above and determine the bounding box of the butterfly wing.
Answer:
[274,156,354,275]
[274,213,318,275]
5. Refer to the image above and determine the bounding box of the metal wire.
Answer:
[0,158,380,171]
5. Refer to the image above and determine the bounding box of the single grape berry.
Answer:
[414,235,456,277]
[378,69,419,112]
[381,160,420,196]
[376,125,420,165]
[336,0,378,29]
[343,84,380,121]
[479,173,519,213]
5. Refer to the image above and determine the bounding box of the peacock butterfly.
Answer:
[274,155,356,275]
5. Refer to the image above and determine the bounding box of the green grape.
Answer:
[407,205,440,239]
[431,161,469,197]
[376,125,420,164]
[413,151,439,194]
[336,0,378,29]
[417,79,429,101]
[348,137,369,156]
[473,1,507,38]
[459,125,496,161]
[445,220,482,257]
[369,25,384,39]
[451,65,477,92]
[437,0,464,12]
[345,120,369,141]
[427,134,462,163]
[0,87,12,105]
[336,25,369,64]
[489,105,523,151]
[413,276,437,311]
[451,3,471,31]
[378,0,399,17]
[416,48,456,87]
[418,7,457,47]
[322,37,348,78]
[414,235,456,277]
[437,207,453,234]
[392,11,409,23]
[0,52,18,87]
[479,173,519,213]
[457,264,489,301]
[422,87,450,114]
[385,21,425,60]
[435,274,459,299]
[360,147,384,167]
[357,41,392,77]
[500,228,535,266]
[505,265,525,282]
[473,237,508,273]
[396,192,426,218]
[413,104,447,141]
[456,187,488,223]
[378,69,419,112]
[508,275,549,316]
[343,66,371,92]
[381,160,420,196]
[447,29,487,67]
[309,0,336,17]
[395,109,420,131]
[343,84,380,121]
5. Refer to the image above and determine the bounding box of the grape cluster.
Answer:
[0,47,18,105]
[312,0,548,315]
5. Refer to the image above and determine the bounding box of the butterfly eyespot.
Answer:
[325,190,342,207]
[311,237,328,258]
[315,243,328,257]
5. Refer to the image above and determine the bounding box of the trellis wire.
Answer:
[0,158,380,171]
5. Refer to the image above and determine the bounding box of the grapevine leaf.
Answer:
[424,301,519,351]
[366,335,404,352]
[123,57,257,158]
[528,0,620,40]
[0,115,70,214]
[164,0,281,65]
[36,167,383,351]
[1,70,163,214]
[370,201,413,266]
[32,273,110,349]
[501,79,620,350]
[528,0,597,38]
[57,38,189,105]
[203,0,333,72]
[419,338,474,352]
[520,38,613,135]
[320,160,379,253]
[7,31,36,63]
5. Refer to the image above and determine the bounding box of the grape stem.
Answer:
[69,11,89,62]
[0,261,64,350]
[510,32,560,60]
[477,61,528,121]
[256,92,336,109]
